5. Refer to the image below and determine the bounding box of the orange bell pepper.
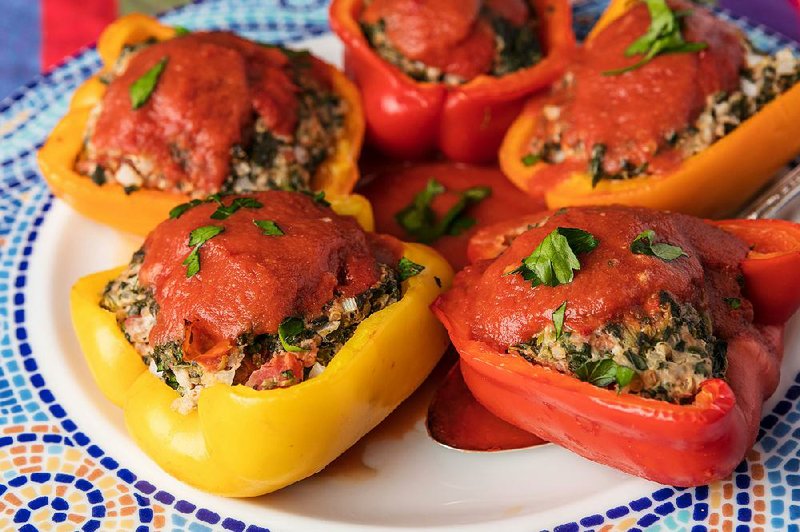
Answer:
[37,14,365,236]
[499,0,800,218]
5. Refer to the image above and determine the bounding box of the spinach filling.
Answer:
[83,37,345,195]
[525,46,800,187]
[509,291,727,404]
[361,8,541,85]
[101,252,402,411]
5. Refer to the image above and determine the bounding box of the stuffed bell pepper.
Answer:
[500,0,800,217]
[433,205,800,486]
[70,190,452,496]
[38,14,365,235]
[329,0,575,162]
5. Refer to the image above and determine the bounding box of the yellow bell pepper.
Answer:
[38,14,366,236]
[499,0,800,218]
[69,197,453,496]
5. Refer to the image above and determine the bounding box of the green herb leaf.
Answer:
[299,190,330,207]
[395,179,492,244]
[278,317,305,352]
[210,197,264,220]
[253,219,284,236]
[575,359,619,387]
[169,199,203,219]
[183,225,224,278]
[552,301,567,339]
[173,26,191,36]
[575,359,635,389]
[725,297,742,310]
[510,227,599,287]
[130,57,168,109]
[603,0,708,76]
[521,153,541,167]
[631,229,687,261]
[188,225,224,247]
[182,249,200,278]
[398,257,425,281]
[615,365,636,388]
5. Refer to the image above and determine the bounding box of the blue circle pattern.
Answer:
[0,1,797,530]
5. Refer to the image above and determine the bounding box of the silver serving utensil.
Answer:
[739,163,800,219]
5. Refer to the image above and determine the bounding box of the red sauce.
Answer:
[138,191,400,350]
[91,32,328,194]
[359,161,543,270]
[427,360,546,451]
[361,0,528,80]
[527,1,744,188]
[437,206,753,350]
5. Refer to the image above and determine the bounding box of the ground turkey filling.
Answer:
[78,32,345,195]
[437,206,756,405]
[509,291,726,403]
[100,192,402,414]
[360,0,542,84]
[523,1,800,185]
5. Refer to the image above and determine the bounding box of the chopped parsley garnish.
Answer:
[631,229,687,261]
[130,57,168,109]
[576,358,635,389]
[173,26,191,36]
[395,178,492,244]
[169,199,204,219]
[183,225,224,278]
[278,317,305,352]
[253,219,284,236]
[603,0,708,76]
[210,197,263,220]
[398,257,425,281]
[552,301,567,339]
[725,297,742,310]
[509,227,599,287]
[170,193,263,220]
[521,153,541,167]
[301,190,330,207]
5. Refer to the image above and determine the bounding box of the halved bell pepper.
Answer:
[329,0,575,163]
[499,0,800,218]
[70,197,453,496]
[434,216,799,486]
[712,218,800,325]
[38,14,366,236]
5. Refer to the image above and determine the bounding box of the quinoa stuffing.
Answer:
[78,32,346,196]
[526,43,800,185]
[509,291,726,404]
[360,1,542,85]
[101,252,401,414]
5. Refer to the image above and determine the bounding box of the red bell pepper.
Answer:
[329,0,575,163]
[433,215,800,486]
[712,219,800,325]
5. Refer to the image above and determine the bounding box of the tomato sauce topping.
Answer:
[528,0,744,186]
[361,0,528,79]
[360,161,543,270]
[437,206,753,350]
[91,32,328,193]
[138,191,400,349]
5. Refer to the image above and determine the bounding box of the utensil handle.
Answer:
[740,163,800,219]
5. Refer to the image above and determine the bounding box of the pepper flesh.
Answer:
[70,198,453,496]
[38,14,365,236]
[498,0,800,218]
[434,216,799,486]
[329,0,574,163]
